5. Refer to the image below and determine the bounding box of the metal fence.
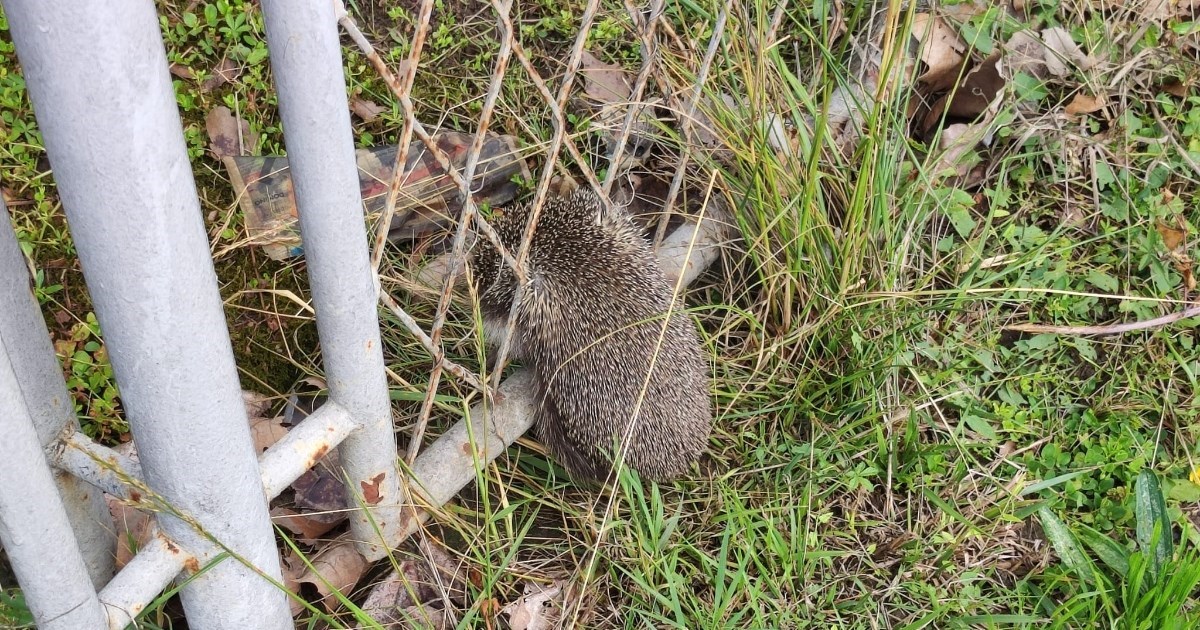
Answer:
[0,1,723,628]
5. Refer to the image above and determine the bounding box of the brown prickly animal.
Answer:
[470,187,712,482]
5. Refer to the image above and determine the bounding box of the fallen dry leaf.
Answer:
[921,53,1004,135]
[911,14,968,91]
[294,538,369,612]
[107,495,155,570]
[502,581,565,630]
[1158,217,1187,251]
[204,106,257,157]
[360,540,477,626]
[933,122,988,178]
[293,462,348,514]
[169,62,195,81]
[1161,78,1190,98]
[1003,29,1054,80]
[1065,92,1105,116]
[1040,27,1095,77]
[350,96,387,123]
[579,50,632,105]
[249,415,289,454]
[201,56,241,92]
[271,506,345,544]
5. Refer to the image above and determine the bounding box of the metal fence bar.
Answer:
[97,533,191,630]
[2,2,292,628]
[260,0,404,561]
[259,400,357,499]
[0,200,116,589]
[0,210,108,630]
[54,432,146,503]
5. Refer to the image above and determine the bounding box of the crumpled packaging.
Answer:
[222,132,530,260]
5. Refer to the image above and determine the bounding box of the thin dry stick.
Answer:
[1004,304,1200,336]
[368,0,436,276]
[353,0,487,395]
[653,4,728,247]
[503,21,606,195]
[406,0,518,464]
[377,291,485,391]
[485,0,604,390]
[335,3,523,278]
[600,0,666,196]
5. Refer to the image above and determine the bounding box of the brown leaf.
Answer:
[360,540,475,625]
[1161,78,1190,98]
[201,56,241,92]
[169,63,195,81]
[295,539,369,612]
[270,506,345,544]
[1040,27,1095,77]
[107,495,154,570]
[204,106,257,157]
[249,415,288,453]
[502,581,565,630]
[350,96,387,123]
[293,464,348,514]
[1065,92,1105,116]
[1157,218,1187,251]
[579,50,632,104]
[1003,29,1054,80]
[921,54,1004,135]
[911,14,968,91]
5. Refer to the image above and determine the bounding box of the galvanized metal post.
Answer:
[2,2,292,628]
[260,0,403,560]
[0,198,116,588]
[0,208,108,630]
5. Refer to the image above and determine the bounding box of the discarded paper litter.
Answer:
[222,132,530,260]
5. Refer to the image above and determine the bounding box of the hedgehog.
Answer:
[469,187,712,482]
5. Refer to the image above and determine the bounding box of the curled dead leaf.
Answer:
[201,56,241,92]
[579,50,632,105]
[1040,27,1095,77]
[502,581,565,630]
[350,96,387,123]
[1161,78,1190,98]
[1157,217,1187,251]
[204,106,257,158]
[294,538,369,612]
[1064,92,1105,116]
[270,506,345,544]
[911,14,968,91]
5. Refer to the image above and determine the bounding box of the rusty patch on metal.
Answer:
[129,490,142,502]
[366,339,373,350]
[183,556,201,574]
[462,442,475,456]
[361,472,386,504]
[309,443,329,467]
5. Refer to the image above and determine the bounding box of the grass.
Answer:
[2,0,1200,628]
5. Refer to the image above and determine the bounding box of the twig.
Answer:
[407,0,518,465]
[368,0,435,276]
[601,0,666,196]
[484,0,604,390]
[335,2,523,278]
[504,24,606,195]
[653,4,728,248]
[378,290,485,392]
[1004,304,1200,336]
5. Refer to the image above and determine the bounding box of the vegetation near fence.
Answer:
[2,0,1200,627]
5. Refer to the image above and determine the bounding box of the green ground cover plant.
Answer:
[1,0,1198,627]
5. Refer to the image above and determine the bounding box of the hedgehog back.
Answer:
[474,189,711,481]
